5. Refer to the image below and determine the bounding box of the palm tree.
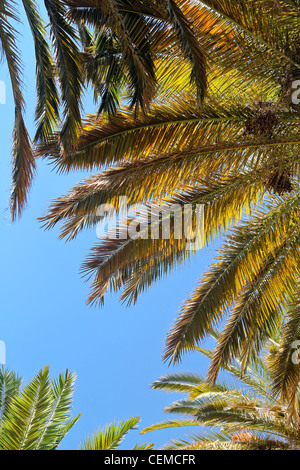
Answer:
[0,366,152,449]
[39,0,300,405]
[140,332,299,450]
[79,417,154,450]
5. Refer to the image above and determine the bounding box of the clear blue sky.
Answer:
[0,3,217,450]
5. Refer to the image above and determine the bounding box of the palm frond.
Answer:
[207,229,300,384]
[33,369,79,450]
[151,372,204,394]
[0,366,80,450]
[78,416,141,450]
[0,0,35,219]
[0,368,22,425]
[36,99,249,169]
[141,418,202,435]
[22,0,60,142]
[0,366,52,450]
[132,442,155,450]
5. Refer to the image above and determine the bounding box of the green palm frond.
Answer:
[81,27,126,115]
[44,0,83,153]
[0,368,22,424]
[132,441,155,449]
[0,366,53,450]
[33,369,80,450]
[65,0,208,107]
[151,372,205,394]
[78,416,142,450]
[186,343,278,404]
[68,0,158,113]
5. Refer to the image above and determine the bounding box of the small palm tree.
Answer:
[0,366,152,450]
[40,0,300,402]
[140,332,299,450]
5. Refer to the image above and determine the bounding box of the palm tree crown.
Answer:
[39,0,300,398]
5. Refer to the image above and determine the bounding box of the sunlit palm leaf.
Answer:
[0,368,22,424]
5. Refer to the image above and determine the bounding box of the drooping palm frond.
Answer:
[22,0,60,142]
[37,98,249,169]
[10,108,35,220]
[38,92,300,307]
[64,0,208,107]
[44,0,83,154]
[164,194,300,365]
[80,26,127,115]
[65,0,300,105]
[66,0,157,113]
[79,203,199,306]
[0,0,35,220]
[78,416,153,450]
